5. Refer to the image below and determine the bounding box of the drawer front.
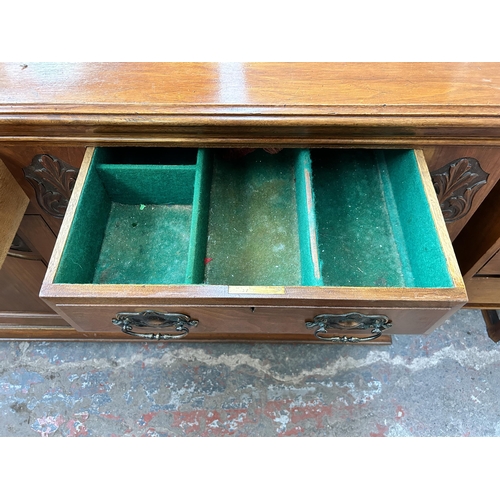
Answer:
[54,304,454,338]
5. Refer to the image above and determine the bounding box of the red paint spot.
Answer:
[100,413,122,420]
[66,419,89,437]
[282,426,304,436]
[140,411,159,425]
[204,257,213,265]
[370,423,389,437]
[290,402,333,427]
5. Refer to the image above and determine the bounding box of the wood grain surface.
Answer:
[52,303,458,337]
[0,146,85,234]
[1,63,500,146]
[477,250,500,276]
[0,159,28,267]
[453,174,500,279]
[462,278,500,309]
[424,146,500,241]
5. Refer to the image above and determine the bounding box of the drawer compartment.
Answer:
[41,147,467,341]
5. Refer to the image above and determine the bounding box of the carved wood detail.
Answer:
[23,154,79,219]
[432,157,489,223]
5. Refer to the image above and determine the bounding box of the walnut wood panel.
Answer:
[2,63,500,146]
[0,158,28,267]
[0,313,69,327]
[0,211,70,327]
[0,256,54,313]
[424,147,500,241]
[477,250,500,276]
[16,214,56,264]
[453,175,500,280]
[462,278,500,309]
[50,303,454,336]
[0,146,85,234]
[452,172,500,305]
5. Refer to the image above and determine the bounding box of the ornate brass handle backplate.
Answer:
[112,310,198,340]
[306,312,392,343]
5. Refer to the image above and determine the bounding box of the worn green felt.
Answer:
[312,149,406,287]
[93,203,192,284]
[185,149,212,283]
[55,147,453,288]
[55,148,208,284]
[204,149,302,286]
[96,164,197,205]
[381,150,453,287]
[311,149,453,288]
[295,150,323,286]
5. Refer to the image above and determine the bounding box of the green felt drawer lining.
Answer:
[54,148,453,288]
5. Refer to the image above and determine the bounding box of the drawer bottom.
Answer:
[0,327,393,344]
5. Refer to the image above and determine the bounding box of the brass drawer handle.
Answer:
[306,312,392,343]
[112,310,198,340]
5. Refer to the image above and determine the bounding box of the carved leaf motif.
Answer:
[23,154,79,219]
[432,157,488,223]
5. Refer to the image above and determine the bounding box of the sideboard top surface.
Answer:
[1,62,500,146]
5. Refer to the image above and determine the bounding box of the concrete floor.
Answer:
[1,308,499,437]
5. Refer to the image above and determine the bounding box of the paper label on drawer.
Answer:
[228,286,286,295]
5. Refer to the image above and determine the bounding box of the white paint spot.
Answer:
[274,412,290,433]
[336,380,382,404]
[228,413,246,432]
[387,423,413,437]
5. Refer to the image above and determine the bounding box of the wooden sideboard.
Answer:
[1,62,499,343]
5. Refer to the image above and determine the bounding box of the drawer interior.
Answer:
[54,147,454,288]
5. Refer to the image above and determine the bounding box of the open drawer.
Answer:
[40,147,467,343]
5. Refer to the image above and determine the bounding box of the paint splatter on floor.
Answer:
[1,309,499,436]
